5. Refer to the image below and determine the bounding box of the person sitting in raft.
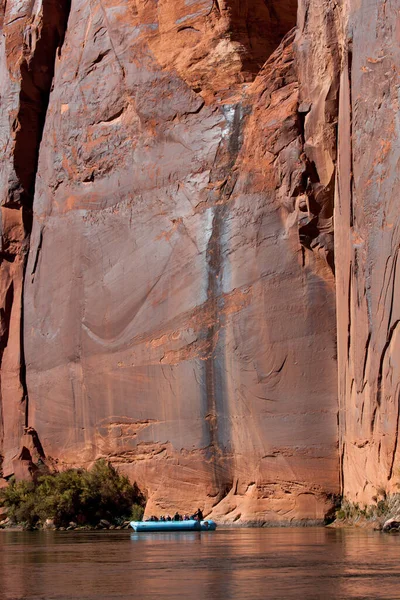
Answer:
[166,515,172,521]
[183,514,189,521]
[173,512,181,521]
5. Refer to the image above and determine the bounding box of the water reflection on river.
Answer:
[0,527,399,599]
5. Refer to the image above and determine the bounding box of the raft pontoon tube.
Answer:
[130,519,217,532]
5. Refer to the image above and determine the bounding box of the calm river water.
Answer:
[0,528,399,600]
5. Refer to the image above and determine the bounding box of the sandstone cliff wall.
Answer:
[336,0,400,504]
[298,0,400,505]
[0,0,398,521]
[0,0,71,478]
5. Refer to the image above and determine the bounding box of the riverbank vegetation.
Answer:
[334,490,400,530]
[0,460,145,530]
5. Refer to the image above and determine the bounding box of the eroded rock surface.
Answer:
[19,0,338,522]
[0,0,398,521]
[336,0,400,504]
[0,0,71,477]
[297,0,400,505]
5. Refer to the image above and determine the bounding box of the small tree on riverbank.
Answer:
[0,460,145,528]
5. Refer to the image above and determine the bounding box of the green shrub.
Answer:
[130,504,145,522]
[0,460,146,528]
[335,493,400,523]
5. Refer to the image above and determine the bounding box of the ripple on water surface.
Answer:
[1,528,400,600]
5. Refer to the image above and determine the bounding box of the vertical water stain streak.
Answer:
[203,103,247,497]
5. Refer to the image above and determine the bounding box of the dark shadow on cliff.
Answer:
[224,0,298,73]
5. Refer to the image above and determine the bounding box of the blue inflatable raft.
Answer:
[130,519,217,532]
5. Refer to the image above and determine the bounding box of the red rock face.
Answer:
[0,0,397,519]
[335,0,400,503]
[296,0,400,505]
[0,0,71,478]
